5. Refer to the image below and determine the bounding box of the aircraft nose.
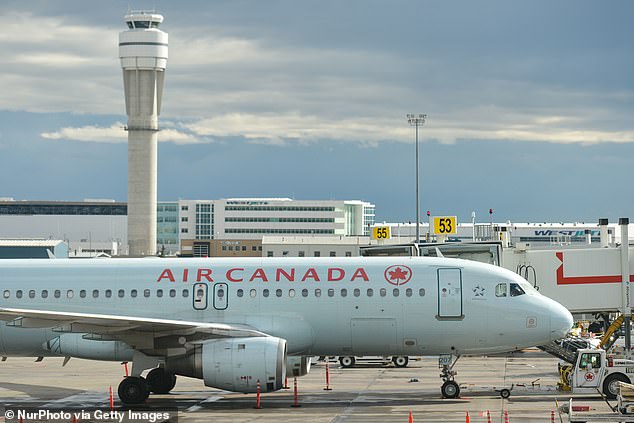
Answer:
[550,301,573,341]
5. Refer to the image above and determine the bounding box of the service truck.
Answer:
[565,348,634,399]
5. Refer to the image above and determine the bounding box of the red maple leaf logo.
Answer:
[384,265,412,286]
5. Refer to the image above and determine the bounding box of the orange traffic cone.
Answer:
[486,410,492,423]
[504,410,509,423]
[408,411,413,423]
[465,411,470,423]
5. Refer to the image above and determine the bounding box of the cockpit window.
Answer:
[510,283,525,297]
[495,283,507,297]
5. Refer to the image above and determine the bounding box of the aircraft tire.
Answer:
[441,380,460,399]
[392,356,409,368]
[146,368,177,394]
[339,356,356,368]
[118,376,150,404]
[602,373,629,400]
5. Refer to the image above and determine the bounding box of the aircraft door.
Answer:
[193,283,208,310]
[437,268,463,318]
[213,282,228,310]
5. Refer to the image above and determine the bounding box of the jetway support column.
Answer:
[599,218,609,248]
[621,218,631,351]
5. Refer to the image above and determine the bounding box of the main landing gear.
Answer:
[118,367,177,404]
[439,355,461,399]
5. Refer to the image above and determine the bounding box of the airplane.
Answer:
[0,256,573,404]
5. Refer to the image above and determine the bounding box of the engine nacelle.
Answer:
[43,334,134,361]
[286,356,311,377]
[166,336,286,393]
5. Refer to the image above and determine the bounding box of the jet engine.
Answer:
[166,336,286,393]
[286,356,311,377]
[43,334,134,361]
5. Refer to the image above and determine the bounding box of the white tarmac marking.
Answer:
[42,391,109,408]
[185,396,223,412]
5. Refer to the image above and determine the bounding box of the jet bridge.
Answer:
[360,241,503,267]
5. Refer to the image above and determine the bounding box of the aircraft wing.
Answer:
[0,307,266,339]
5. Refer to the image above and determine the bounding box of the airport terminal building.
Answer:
[0,198,376,257]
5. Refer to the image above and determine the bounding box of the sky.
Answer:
[0,0,632,224]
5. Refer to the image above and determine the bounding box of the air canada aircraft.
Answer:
[0,256,572,403]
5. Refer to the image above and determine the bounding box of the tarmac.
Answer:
[0,350,617,422]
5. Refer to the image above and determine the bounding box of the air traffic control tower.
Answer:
[119,12,168,256]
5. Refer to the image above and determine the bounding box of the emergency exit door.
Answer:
[437,268,463,318]
[193,283,208,310]
[213,283,228,310]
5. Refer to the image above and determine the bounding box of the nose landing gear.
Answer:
[439,354,461,399]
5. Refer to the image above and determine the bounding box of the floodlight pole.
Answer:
[407,113,427,245]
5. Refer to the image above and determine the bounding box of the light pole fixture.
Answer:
[407,113,427,245]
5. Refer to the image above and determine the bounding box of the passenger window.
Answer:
[217,288,225,298]
[393,288,400,297]
[92,290,99,298]
[301,289,308,297]
[353,288,360,297]
[289,289,296,298]
[157,289,163,298]
[2,290,9,299]
[315,289,321,297]
[54,290,61,299]
[42,290,48,299]
[29,290,35,299]
[16,290,23,299]
[105,289,112,298]
[367,288,373,297]
[131,289,137,298]
[263,289,270,298]
[405,288,412,297]
[276,289,282,297]
[419,288,426,297]
[169,289,176,298]
[79,290,86,298]
[495,283,507,297]
[250,289,257,298]
[182,289,189,298]
[67,290,74,299]
[510,283,525,297]
[380,288,386,297]
[237,289,244,298]
[341,289,347,297]
[328,289,334,297]
[118,289,124,298]
[144,289,151,298]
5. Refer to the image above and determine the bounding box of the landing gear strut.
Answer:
[439,355,461,399]
[146,367,177,394]
[118,376,150,405]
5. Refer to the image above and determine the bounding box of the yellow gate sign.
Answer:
[433,216,457,235]
[372,226,391,240]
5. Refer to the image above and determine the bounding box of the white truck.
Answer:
[565,348,634,399]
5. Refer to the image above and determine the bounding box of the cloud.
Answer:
[41,123,127,143]
[40,122,203,145]
[183,113,634,146]
[2,6,634,147]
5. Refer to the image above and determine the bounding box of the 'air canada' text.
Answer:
[157,267,370,283]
